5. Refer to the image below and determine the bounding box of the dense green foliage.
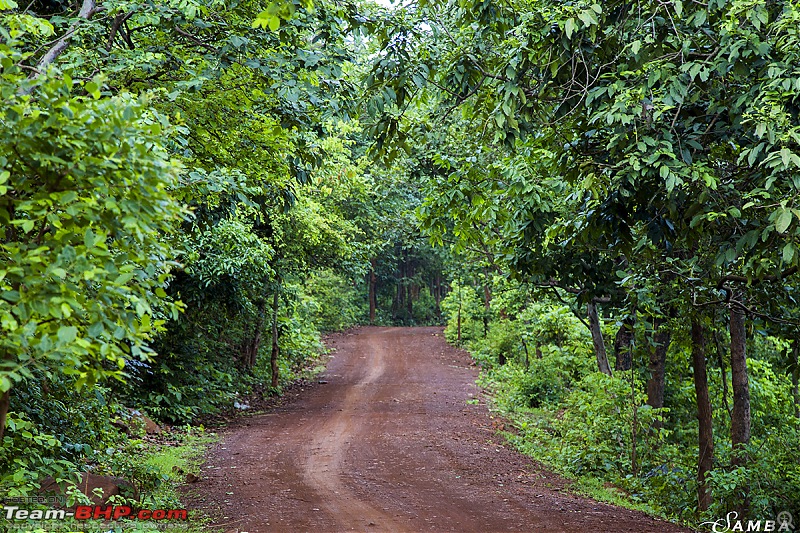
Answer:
[4,0,800,527]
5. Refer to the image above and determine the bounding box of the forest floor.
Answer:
[182,326,691,533]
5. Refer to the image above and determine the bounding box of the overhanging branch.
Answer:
[716,266,798,290]
[21,0,100,95]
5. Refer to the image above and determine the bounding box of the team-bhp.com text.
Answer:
[3,505,188,521]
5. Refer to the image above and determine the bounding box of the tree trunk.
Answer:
[646,320,671,429]
[369,259,377,324]
[483,284,491,336]
[729,305,751,462]
[242,298,266,368]
[482,268,491,336]
[434,275,441,318]
[522,338,530,369]
[729,304,751,517]
[629,365,638,476]
[394,261,403,320]
[792,340,799,419]
[588,302,612,376]
[614,316,635,371]
[0,389,9,442]
[270,290,280,390]
[691,318,714,512]
[457,285,462,346]
[714,328,732,416]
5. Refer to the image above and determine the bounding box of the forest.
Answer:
[1,0,799,530]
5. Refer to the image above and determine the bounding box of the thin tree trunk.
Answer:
[522,338,530,369]
[457,285,462,346]
[729,305,751,461]
[793,340,799,419]
[646,320,671,430]
[714,327,732,416]
[240,297,266,368]
[729,304,750,517]
[434,275,441,318]
[394,260,403,320]
[249,299,267,368]
[270,290,280,389]
[483,284,491,336]
[369,259,377,324]
[588,302,612,376]
[0,389,9,442]
[614,316,635,371]
[629,365,638,476]
[482,268,491,337]
[406,283,413,318]
[691,318,714,512]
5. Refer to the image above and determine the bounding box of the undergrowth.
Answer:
[444,286,800,527]
[3,427,219,533]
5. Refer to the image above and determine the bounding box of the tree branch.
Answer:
[121,18,136,50]
[174,26,220,54]
[107,12,134,51]
[549,287,592,330]
[38,0,98,65]
[22,0,100,95]
[716,266,798,289]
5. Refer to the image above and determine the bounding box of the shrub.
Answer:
[300,270,361,332]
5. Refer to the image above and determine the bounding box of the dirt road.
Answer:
[186,327,689,532]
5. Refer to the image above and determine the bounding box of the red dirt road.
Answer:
[186,327,690,532]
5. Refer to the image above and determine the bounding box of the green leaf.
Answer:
[1,290,20,302]
[694,9,707,27]
[781,147,791,168]
[57,326,78,344]
[783,243,795,264]
[565,18,575,39]
[776,209,793,233]
[88,322,104,338]
[85,81,100,99]
[114,272,135,285]
[84,227,95,249]
[577,9,598,26]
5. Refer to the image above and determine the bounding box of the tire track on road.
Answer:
[302,329,409,531]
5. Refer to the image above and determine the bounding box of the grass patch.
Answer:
[567,475,657,514]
